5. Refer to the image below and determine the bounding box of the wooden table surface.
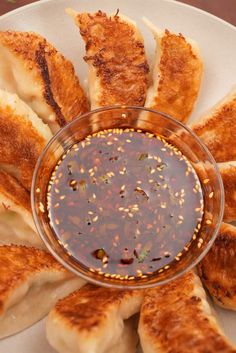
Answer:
[0,0,236,26]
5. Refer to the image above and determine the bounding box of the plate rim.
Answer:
[0,0,236,351]
[1,0,236,33]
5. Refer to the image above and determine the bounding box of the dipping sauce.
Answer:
[46,128,204,280]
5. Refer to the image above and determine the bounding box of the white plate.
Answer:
[0,0,236,352]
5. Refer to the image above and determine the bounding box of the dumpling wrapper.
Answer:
[218,161,236,222]
[139,271,236,353]
[47,284,143,353]
[0,89,52,190]
[67,9,149,110]
[109,317,139,353]
[198,222,236,311]
[144,18,203,124]
[0,31,89,133]
[191,87,236,162]
[0,245,85,339]
[0,170,44,248]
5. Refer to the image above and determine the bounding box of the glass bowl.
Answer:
[31,106,224,289]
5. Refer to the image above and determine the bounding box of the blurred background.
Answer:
[0,0,236,26]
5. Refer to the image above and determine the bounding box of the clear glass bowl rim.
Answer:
[31,105,225,289]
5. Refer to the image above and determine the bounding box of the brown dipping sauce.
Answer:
[47,129,204,280]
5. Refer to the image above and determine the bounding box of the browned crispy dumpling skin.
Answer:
[68,9,149,109]
[198,223,236,310]
[47,284,143,353]
[0,31,89,132]
[139,271,236,353]
[218,161,236,222]
[0,170,31,218]
[0,89,52,190]
[191,88,236,162]
[144,19,203,123]
[0,245,85,339]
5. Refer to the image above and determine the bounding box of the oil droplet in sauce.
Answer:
[46,129,204,280]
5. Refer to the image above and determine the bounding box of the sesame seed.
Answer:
[203,178,210,184]
[209,192,214,199]
[206,219,212,225]
[70,180,77,186]
[39,202,45,213]
[161,202,167,209]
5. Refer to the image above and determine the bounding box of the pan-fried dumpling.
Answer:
[0,31,89,133]
[198,222,236,310]
[191,88,236,162]
[47,284,143,353]
[0,170,43,248]
[143,18,203,123]
[0,89,52,190]
[218,161,236,222]
[67,9,149,109]
[0,245,85,339]
[139,271,236,353]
